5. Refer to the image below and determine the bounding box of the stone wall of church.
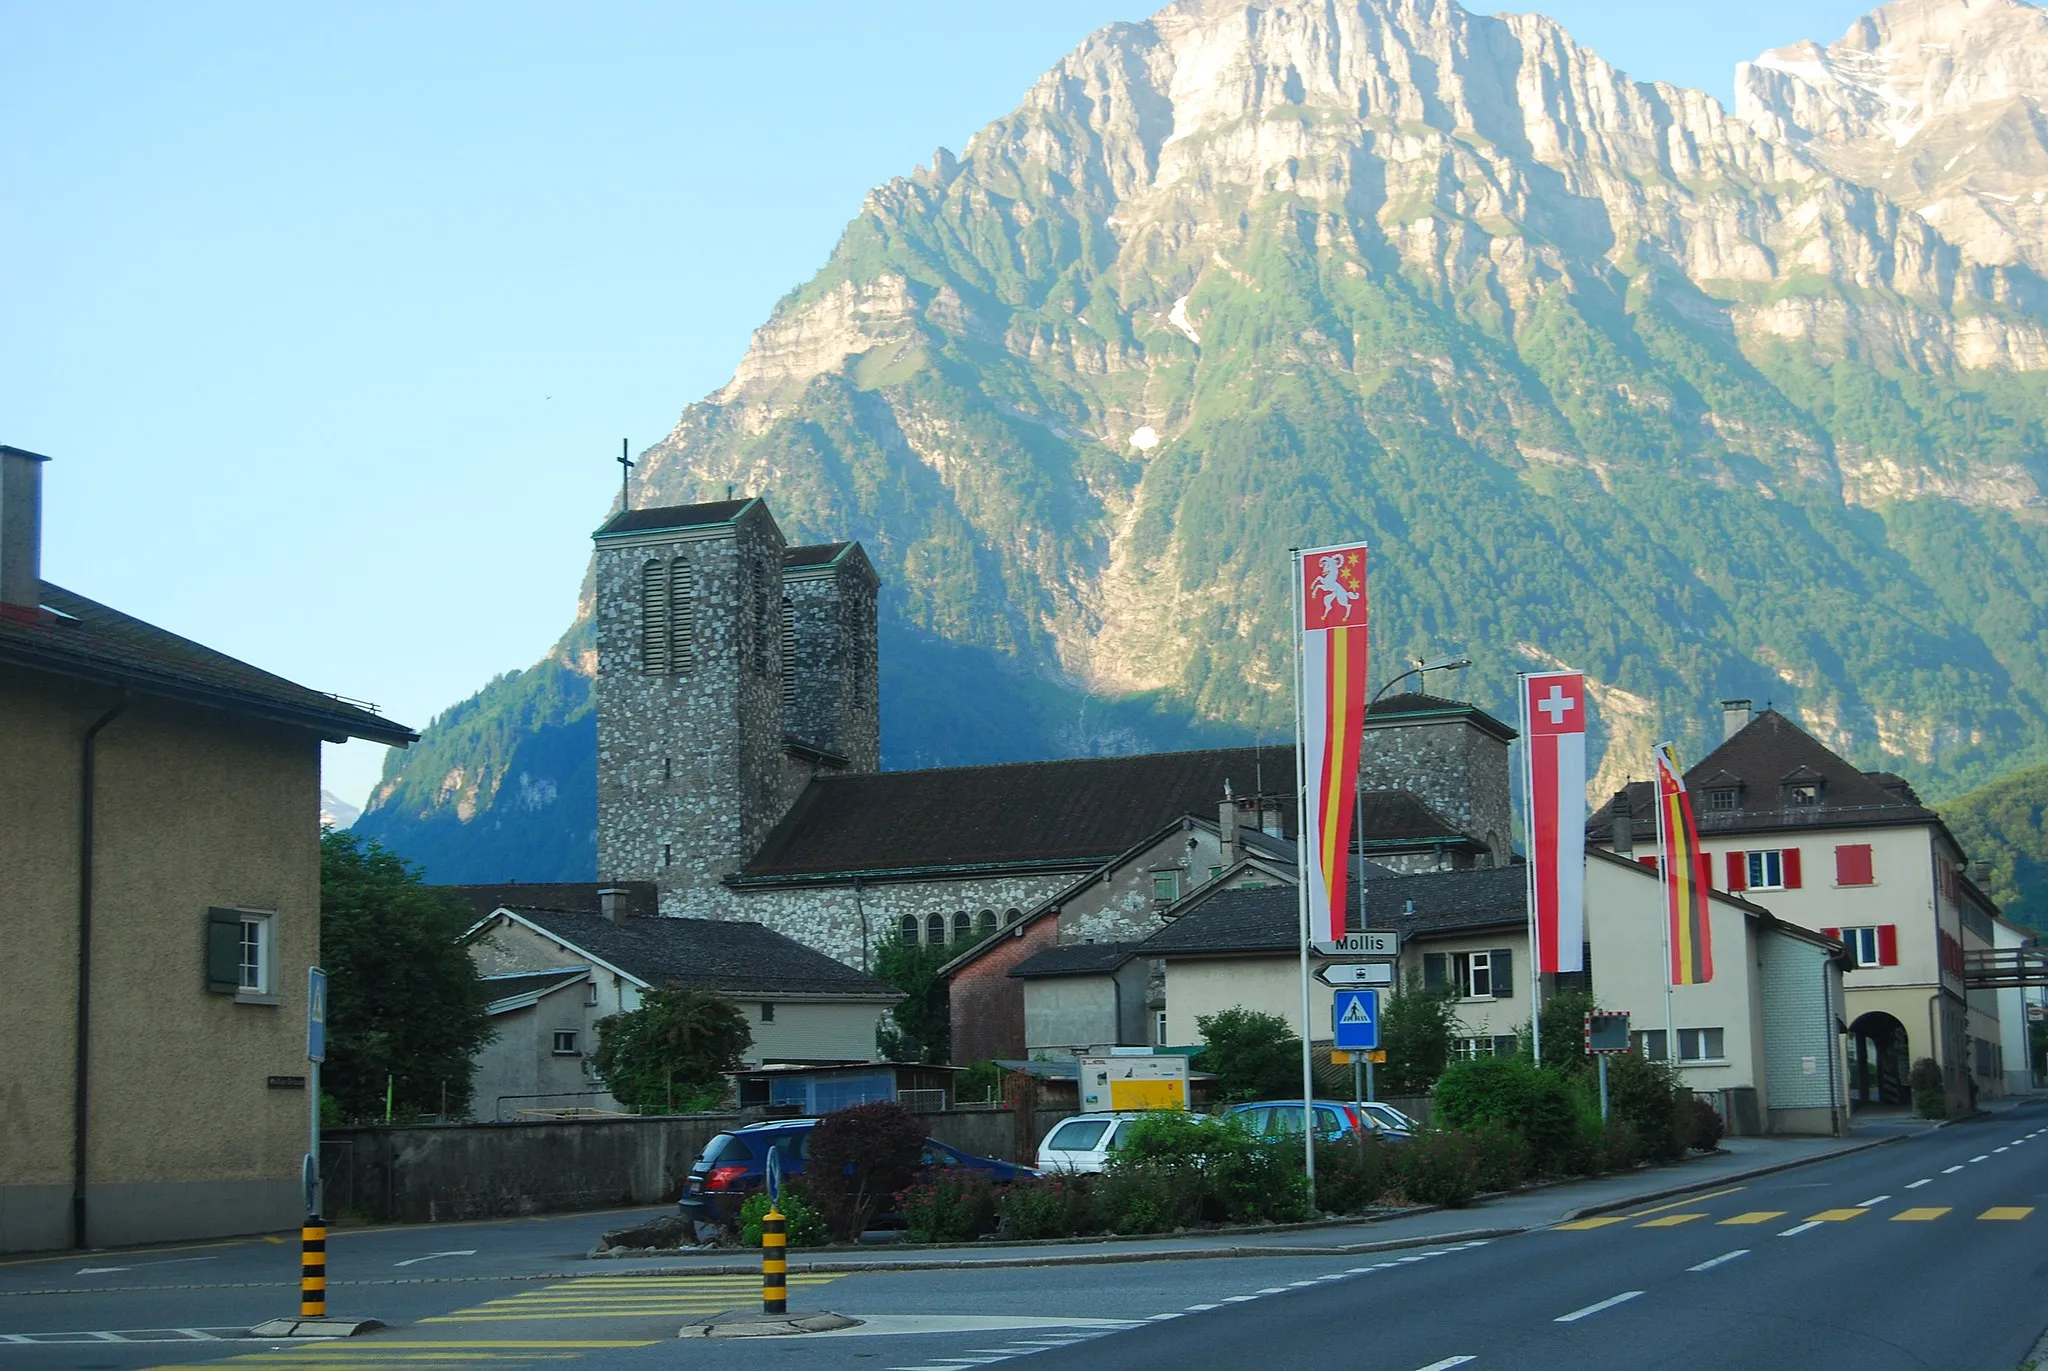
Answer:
[781,560,879,769]
[1360,717,1512,866]
[725,871,1077,970]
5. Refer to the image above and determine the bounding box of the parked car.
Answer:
[1225,1099,1413,1143]
[1032,1112,1168,1173]
[1357,1101,1420,1134]
[677,1118,1033,1227]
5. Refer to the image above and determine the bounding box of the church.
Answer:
[591,496,1517,974]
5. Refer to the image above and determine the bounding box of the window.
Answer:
[1005,907,1022,925]
[1707,788,1738,811]
[1422,948,1513,999]
[585,981,600,1007]
[1789,783,1820,806]
[1632,1030,1667,1060]
[760,1003,775,1023]
[1154,1010,1169,1046]
[952,911,971,943]
[1152,871,1181,902]
[1460,950,1493,998]
[662,843,673,867]
[899,913,919,943]
[552,1031,579,1055]
[238,915,269,993]
[1824,924,1897,967]
[926,912,947,946]
[640,558,696,673]
[1208,865,1223,882]
[780,595,797,708]
[1452,1036,1517,1061]
[1633,1028,1725,1062]
[1834,843,1874,886]
[1741,848,1802,891]
[207,907,275,999]
[975,909,997,937]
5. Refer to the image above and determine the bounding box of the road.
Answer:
[2,1102,2042,1371]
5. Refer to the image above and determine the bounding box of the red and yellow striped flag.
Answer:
[1299,543,1369,943]
[1654,741,1714,985]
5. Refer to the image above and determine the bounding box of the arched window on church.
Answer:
[976,909,997,937]
[640,560,669,673]
[668,559,695,671]
[899,913,919,944]
[952,911,971,943]
[926,912,947,946]
[1004,907,1022,926]
[780,595,796,709]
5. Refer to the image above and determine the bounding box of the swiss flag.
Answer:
[1522,670,1587,974]
[1525,673,1586,737]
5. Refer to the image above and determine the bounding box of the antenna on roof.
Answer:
[617,439,633,512]
[727,483,735,501]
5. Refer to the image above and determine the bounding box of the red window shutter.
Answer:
[1821,926,1841,941]
[1878,924,1898,967]
[1782,847,1803,889]
[1726,851,1747,891]
[1696,853,1714,890]
[1638,856,1658,872]
[1835,844,1873,886]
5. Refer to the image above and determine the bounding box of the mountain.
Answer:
[320,789,362,830]
[358,0,2048,884]
[1941,763,2048,929]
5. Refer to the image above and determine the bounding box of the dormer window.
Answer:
[1789,783,1820,806]
[1707,788,1738,812]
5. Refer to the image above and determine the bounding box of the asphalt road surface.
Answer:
[3,1102,2042,1371]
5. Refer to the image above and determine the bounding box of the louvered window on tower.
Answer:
[640,560,669,673]
[780,596,796,708]
[668,559,695,671]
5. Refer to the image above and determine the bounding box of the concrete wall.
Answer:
[322,1109,1063,1224]
[1163,957,1302,1045]
[1022,962,1150,1055]
[2,674,320,1252]
[474,983,615,1119]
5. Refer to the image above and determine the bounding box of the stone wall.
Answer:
[1360,713,1512,866]
[729,871,1074,972]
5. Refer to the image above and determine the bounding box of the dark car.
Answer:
[677,1118,1034,1226]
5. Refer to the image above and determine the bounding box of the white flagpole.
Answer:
[1290,550,1317,1202]
[1653,754,1676,1064]
[1520,675,1542,1069]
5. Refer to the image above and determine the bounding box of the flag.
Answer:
[1521,671,1586,974]
[1654,741,1714,985]
[1298,542,1369,943]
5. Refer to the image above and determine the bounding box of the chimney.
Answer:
[1218,793,1239,868]
[0,446,50,618]
[1719,698,1753,742]
[1259,798,1283,839]
[1609,790,1634,856]
[599,886,627,926]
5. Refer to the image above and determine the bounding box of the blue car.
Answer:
[1225,1099,1413,1143]
[677,1118,1035,1226]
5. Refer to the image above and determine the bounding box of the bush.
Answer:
[896,1169,999,1243]
[1467,1123,1535,1192]
[998,1175,1097,1239]
[1097,1166,1189,1234]
[1535,990,1597,1078]
[1682,1097,1725,1152]
[806,1101,928,1240]
[1193,1008,1303,1102]
[1389,1130,1480,1208]
[1599,1118,1642,1172]
[1908,1057,1944,1092]
[1380,975,1463,1094]
[1603,1052,1688,1163]
[1106,1112,1309,1225]
[1915,1088,1949,1120]
[1433,1057,1580,1175]
[738,1182,828,1247]
[1314,1136,1394,1214]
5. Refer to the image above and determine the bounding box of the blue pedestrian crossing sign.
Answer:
[1333,989,1379,1050]
[307,967,327,1064]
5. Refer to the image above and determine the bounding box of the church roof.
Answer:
[593,499,755,538]
[783,542,853,569]
[732,745,1303,883]
[1591,709,1938,841]
[1366,691,1518,742]
[0,582,415,745]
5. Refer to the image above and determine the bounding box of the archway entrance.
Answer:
[1847,1012,1910,1107]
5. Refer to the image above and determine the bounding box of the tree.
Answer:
[806,1100,928,1240]
[1193,1006,1301,1101]
[590,988,752,1113]
[872,933,950,1063]
[1379,973,1462,1095]
[320,830,494,1121]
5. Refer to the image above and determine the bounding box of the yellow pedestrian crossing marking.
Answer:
[1805,1208,1867,1222]
[1892,1208,1949,1221]
[421,1272,840,1323]
[1979,1207,2035,1221]
[1560,1200,2044,1233]
[1718,1212,1787,1226]
[144,1344,652,1371]
[1554,1216,1627,1230]
[1636,1214,1705,1228]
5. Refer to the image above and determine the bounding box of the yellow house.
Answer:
[0,446,413,1252]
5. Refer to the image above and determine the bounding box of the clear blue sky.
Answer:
[1,0,1879,809]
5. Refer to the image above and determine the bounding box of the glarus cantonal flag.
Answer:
[1520,671,1586,974]
[1654,741,1715,985]
[1298,542,1369,944]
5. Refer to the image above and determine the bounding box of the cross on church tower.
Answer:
[617,438,633,512]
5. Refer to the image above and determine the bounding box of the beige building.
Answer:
[0,445,413,1252]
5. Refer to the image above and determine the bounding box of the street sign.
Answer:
[1316,961,1395,987]
[1333,989,1380,1050]
[765,1144,784,1204]
[1311,931,1400,958]
[307,967,327,1064]
[1584,1010,1631,1055]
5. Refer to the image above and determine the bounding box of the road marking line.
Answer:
[1637,1214,1706,1227]
[1397,1255,1427,1263]
[1718,1211,1786,1225]
[1778,1221,1824,1237]
[1414,1359,1477,1370]
[1806,1208,1868,1222]
[1855,1195,1891,1207]
[1891,1207,1950,1221]
[1943,1165,1965,1174]
[1257,1286,1290,1293]
[1906,1179,1933,1189]
[2014,1140,2027,1146]
[1995,1147,2011,1154]
[1622,1186,1746,1219]
[1554,1217,1627,1231]
[1971,1155,1990,1163]
[1315,1273,1347,1280]
[1145,1314,1182,1321]
[1222,1295,1260,1302]
[1980,1207,2035,1220]
[1555,1291,1643,1323]
[1688,1250,1749,1272]
[1288,1280,1319,1287]
[1185,1303,1220,1311]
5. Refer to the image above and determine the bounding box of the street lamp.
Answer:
[1371,655,1473,707]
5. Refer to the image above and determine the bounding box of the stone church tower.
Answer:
[591,497,878,916]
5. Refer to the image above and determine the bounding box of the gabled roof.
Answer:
[1591,710,1939,841]
[593,499,755,538]
[1138,865,1529,958]
[1365,691,1518,742]
[477,907,902,1001]
[1009,943,1141,978]
[0,583,415,745]
[443,881,659,926]
[481,968,589,1013]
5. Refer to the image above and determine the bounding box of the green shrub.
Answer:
[997,1175,1097,1239]
[738,1182,828,1247]
[1433,1057,1580,1174]
[1193,1008,1303,1102]
[1467,1123,1534,1192]
[806,1101,928,1240]
[1557,1114,1605,1177]
[1314,1136,1394,1214]
[895,1169,999,1243]
[1106,1112,1309,1225]
[1097,1166,1189,1234]
[1603,1052,1687,1163]
[1390,1130,1480,1208]
[1682,1097,1725,1152]
[1908,1057,1944,1092]
[1915,1088,1949,1120]
[1599,1119,1642,1172]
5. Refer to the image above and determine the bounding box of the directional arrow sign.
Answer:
[1311,931,1399,957]
[1316,961,1394,988]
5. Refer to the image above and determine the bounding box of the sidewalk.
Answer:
[591,1128,1897,1276]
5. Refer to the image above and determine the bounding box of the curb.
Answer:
[1556,1135,1905,1222]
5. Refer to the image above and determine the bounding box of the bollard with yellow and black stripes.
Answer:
[761,1207,787,1315]
[300,1214,327,1318]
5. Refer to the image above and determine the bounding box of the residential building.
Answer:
[0,446,415,1252]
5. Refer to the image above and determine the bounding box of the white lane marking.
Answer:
[73,1257,218,1276]
[1184,1303,1220,1311]
[1906,1179,1933,1189]
[1315,1273,1346,1281]
[1343,1270,1375,1276]
[1288,1280,1318,1288]
[1145,1314,1182,1322]
[2014,1140,2027,1146]
[393,1248,477,1267]
[1779,1221,1825,1237]
[173,1329,219,1341]
[1856,1195,1891,1207]
[1257,1286,1290,1293]
[1943,1165,1966,1174]
[1222,1295,1260,1303]
[1689,1249,1751,1272]
[1556,1291,1643,1323]
[1414,1359,1478,1370]
[1995,1147,2010,1153]
[1971,1155,1990,1163]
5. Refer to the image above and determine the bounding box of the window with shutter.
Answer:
[1638,856,1659,873]
[1782,847,1802,888]
[1725,851,1747,891]
[668,559,695,670]
[1423,952,1448,991]
[1491,948,1513,997]
[205,907,242,994]
[1834,844,1873,886]
[640,560,669,674]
